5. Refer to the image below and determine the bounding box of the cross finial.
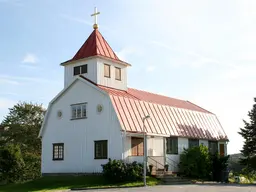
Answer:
[91,7,100,29]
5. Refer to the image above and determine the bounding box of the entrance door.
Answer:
[219,143,225,157]
[131,137,144,156]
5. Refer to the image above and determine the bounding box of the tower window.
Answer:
[115,67,121,80]
[104,64,111,78]
[74,64,87,76]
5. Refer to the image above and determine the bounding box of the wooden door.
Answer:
[219,144,225,157]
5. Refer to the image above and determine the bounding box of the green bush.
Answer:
[22,152,41,181]
[179,145,211,179]
[0,144,25,183]
[101,159,143,183]
[210,153,229,182]
[179,145,230,181]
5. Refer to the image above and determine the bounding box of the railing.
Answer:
[147,156,165,171]
[165,156,179,172]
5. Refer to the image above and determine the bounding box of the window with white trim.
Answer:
[53,143,64,160]
[71,103,87,119]
[104,64,111,78]
[115,67,121,80]
[188,139,199,148]
[166,137,178,154]
[73,64,87,76]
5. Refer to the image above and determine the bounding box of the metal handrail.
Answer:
[165,156,179,168]
[147,156,165,170]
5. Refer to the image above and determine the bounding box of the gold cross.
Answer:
[91,7,100,29]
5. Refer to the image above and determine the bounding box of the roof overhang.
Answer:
[60,55,131,67]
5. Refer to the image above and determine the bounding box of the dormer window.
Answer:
[104,64,110,78]
[115,67,121,80]
[74,64,87,76]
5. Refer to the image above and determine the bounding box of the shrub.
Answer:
[179,145,211,179]
[101,159,143,183]
[210,153,229,182]
[0,144,25,183]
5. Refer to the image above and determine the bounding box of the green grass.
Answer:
[0,176,159,192]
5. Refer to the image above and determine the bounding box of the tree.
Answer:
[238,98,256,171]
[0,102,45,182]
[0,102,44,154]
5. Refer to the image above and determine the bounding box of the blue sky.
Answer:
[1,0,256,154]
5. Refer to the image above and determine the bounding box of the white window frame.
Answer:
[71,103,87,119]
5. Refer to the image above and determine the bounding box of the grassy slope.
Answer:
[0,176,159,192]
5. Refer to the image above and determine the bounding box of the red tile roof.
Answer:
[62,29,128,65]
[98,85,228,141]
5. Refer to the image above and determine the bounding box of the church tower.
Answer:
[60,8,131,90]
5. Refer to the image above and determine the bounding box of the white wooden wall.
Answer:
[64,57,128,90]
[97,58,127,90]
[41,79,123,173]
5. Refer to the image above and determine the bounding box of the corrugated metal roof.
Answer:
[99,85,228,141]
[63,29,127,64]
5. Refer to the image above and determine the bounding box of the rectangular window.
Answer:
[94,140,108,159]
[115,67,121,80]
[131,137,144,156]
[71,103,87,119]
[104,64,110,78]
[219,143,225,157]
[166,137,178,154]
[73,64,87,76]
[208,141,218,154]
[53,143,64,160]
[188,139,199,148]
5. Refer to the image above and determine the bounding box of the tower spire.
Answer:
[91,7,100,29]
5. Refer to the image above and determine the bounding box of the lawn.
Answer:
[0,175,159,192]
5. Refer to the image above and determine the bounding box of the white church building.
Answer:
[39,12,228,174]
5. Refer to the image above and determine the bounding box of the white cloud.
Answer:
[146,65,156,72]
[0,0,23,6]
[0,74,59,84]
[20,64,41,70]
[0,78,20,85]
[22,53,38,64]
[0,98,16,110]
[225,64,256,79]
[59,14,91,26]
[116,46,140,61]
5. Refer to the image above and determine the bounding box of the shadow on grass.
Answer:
[0,175,159,192]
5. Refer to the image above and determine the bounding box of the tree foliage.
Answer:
[0,102,45,183]
[238,97,256,171]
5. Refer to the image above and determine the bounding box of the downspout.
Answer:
[122,130,126,160]
[163,137,166,166]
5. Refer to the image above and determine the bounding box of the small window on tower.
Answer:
[104,64,110,78]
[115,67,121,80]
[74,66,80,76]
[81,65,87,74]
[73,64,87,76]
